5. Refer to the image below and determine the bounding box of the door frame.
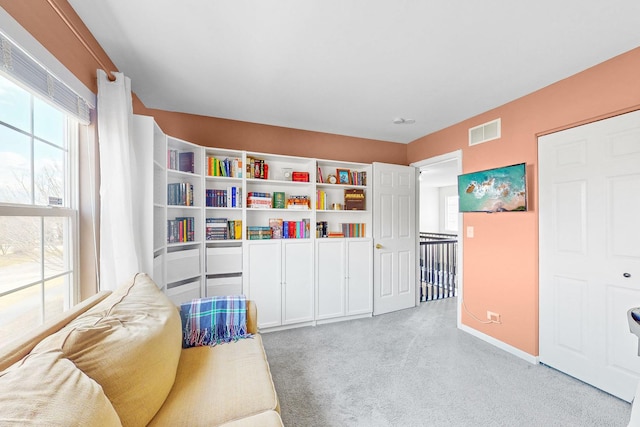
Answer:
[411,150,463,327]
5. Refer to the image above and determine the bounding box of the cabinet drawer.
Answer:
[166,248,200,283]
[206,246,242,275]
[166,280,201,305]
[206,274,243,297]
[152,254,164,286]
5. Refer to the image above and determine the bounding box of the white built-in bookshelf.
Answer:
[134,115,373,329]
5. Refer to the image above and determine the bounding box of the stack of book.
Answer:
[205,218,230,240]
[286,195,311,210]
[246,226,272,240]
[167,217,195,243]
[247,192,272,208]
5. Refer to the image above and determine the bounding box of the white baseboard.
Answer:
[459,323,539,365]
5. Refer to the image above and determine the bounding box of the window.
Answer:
[0,74,78,343]
[445,195,459,232]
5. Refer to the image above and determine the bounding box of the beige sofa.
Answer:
[0,273,283,426]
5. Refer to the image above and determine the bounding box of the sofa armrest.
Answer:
[246,300,258,334]
[0,290,112,371]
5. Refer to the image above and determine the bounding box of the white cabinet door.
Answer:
[316,239,346,320]
[246,239,313,328]
[316,238,373,320]
[246,241,282,329]
[282,240,314,325]
[346,239,373,316]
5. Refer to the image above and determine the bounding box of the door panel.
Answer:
[282,240,314,325]
[553,275,587,355]
[246,241,282,329]
[380,251,393,297]
[608,175,640,258]
[380,193,393,239]
[346,239,372,315]
[539,109,640,401]
[316,239,345,320]
[553,180,586,254]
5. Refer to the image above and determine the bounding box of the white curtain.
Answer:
[97,69,141,290]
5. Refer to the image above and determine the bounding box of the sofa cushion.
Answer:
[33,273,182,427]
[148,334,279,426]
[218,410,284,427]
[0,349,122,426]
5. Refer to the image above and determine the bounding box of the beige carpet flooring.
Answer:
[262,297,631,427]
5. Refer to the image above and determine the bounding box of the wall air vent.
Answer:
[469,118,501,146]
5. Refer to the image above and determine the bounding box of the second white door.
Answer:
[372,162,416,315]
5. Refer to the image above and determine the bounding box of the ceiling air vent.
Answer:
[469,118,501,146]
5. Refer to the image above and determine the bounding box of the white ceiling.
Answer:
[69,1,640,144]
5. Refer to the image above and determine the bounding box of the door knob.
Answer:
[375,243,383,249]
[624,273,631,278]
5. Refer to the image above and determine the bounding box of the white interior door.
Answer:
[539,110,640,402]
[373,162,416,315]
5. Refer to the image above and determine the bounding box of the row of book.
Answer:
[246,157,268,179]
[341,223,366,238]
[316,221,367,238]
[168,182,194,206]
[270,218,310,239]
[168,150,195,173]
[316,190,328,210]
[206,187,242,208]
[170,218,365,241]
[246,219,311,240]
[317,167,367,186]
[167,217,195,243]
[206,218,242,240]
[207,157,242,178]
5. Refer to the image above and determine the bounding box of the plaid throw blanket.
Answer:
[180,295,251,348]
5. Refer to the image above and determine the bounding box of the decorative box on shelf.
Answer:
[344,189,365,210]
[292,171,309,182]
[286,195,311,210]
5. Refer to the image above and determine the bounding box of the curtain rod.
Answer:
[46,0,116,81]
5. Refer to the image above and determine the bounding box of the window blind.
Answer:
[0,33,91,124]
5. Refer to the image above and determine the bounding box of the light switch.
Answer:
[467,226,474,238]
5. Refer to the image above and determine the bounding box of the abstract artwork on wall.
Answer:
[457,163,527,213]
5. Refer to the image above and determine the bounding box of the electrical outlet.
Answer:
[487,311,501,322]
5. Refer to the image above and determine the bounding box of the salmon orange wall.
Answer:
[407,47,640,356]
[149,109,406,164]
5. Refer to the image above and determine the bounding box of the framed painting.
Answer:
[337,168,351,184]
